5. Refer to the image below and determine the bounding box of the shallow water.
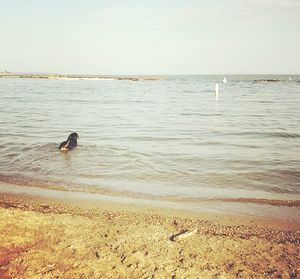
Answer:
[0,75,300,204]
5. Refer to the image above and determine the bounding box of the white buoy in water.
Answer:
[222,77,227,83]
[215,82,219,101]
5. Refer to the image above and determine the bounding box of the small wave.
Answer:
[117,136,189,142]
[0,173,61,189]
[201,89,214,93]
[181,113,222,116]
[217,198,300,207]
[224,131,300,139]
[169,196,300,208]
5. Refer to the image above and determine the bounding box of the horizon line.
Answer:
[1,71,299,76]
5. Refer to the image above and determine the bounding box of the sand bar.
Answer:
[0,73,162,81]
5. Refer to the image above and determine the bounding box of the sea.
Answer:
[1,75,300,219]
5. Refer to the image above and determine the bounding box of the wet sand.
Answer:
[0,191,300,279]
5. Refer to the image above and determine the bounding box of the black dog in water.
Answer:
[59,132,79,151]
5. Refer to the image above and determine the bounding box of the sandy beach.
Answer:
[0,190,299,279]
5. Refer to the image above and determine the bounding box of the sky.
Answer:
[0,0,300,75]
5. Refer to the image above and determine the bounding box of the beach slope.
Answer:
[0,193,299,279]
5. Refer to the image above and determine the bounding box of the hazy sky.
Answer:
[1,0,299,74]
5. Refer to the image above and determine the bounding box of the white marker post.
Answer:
[215,82,219,101]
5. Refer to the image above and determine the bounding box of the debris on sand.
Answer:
[170,229,198,242]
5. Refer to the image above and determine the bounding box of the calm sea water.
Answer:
[1,75,300,203]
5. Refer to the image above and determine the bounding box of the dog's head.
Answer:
[68,132,79,141]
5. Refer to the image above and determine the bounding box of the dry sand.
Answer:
[0,193,299,279]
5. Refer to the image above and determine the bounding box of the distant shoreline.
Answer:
[0,73,162,81]
[1,73,299,82]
